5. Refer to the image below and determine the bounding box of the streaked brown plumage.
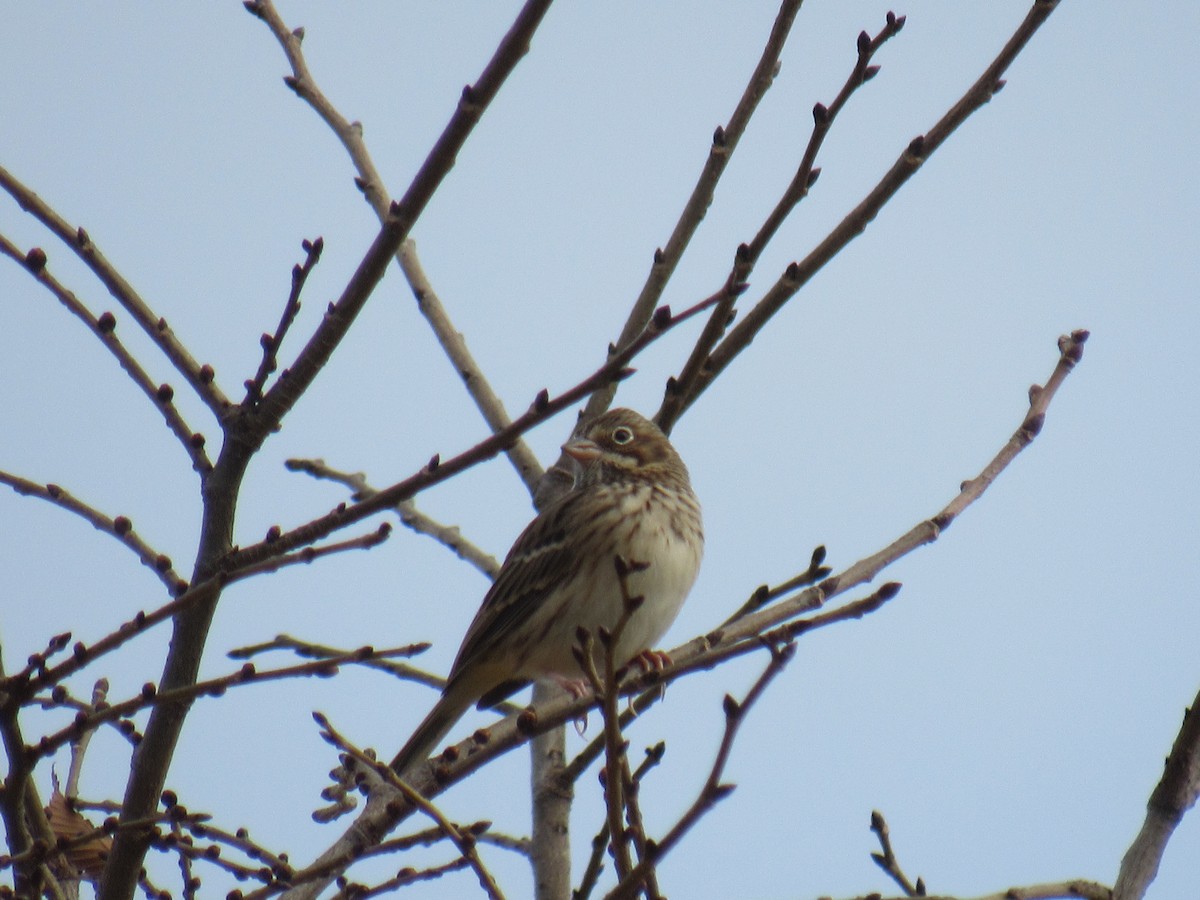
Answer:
[390,408,703,775]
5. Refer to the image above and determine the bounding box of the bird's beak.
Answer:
[562,437,601,464]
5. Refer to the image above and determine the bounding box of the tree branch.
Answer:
[683,0,1062,417]
[99,7,557,895]
[1113,683,1200,900]
[0,233,213,474]
[656,11,905,433]
[246,0,547,494]
[582,0,805,422]
[0,470,187,594]
[284,456,500,578]
[0,164,232,419]
[223,294,721,576]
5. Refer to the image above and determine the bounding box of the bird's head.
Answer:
[562,408,689,486]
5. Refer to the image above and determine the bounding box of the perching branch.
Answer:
[276,328,1085,893]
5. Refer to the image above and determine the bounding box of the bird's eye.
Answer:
[611,426,634,445]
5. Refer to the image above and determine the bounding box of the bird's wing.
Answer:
[444,488,588,690]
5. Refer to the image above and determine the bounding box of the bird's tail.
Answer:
[390,686,475,777]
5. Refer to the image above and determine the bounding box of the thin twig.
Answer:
[30,648,409,762]
[869,810,922,896]
[244,237,324,407]
[583,0,806,423]
[657,12,905,434]
[686,0,1063,418]
[243,0,556,477]
[0,164,231,418]
[64,679,109,799]
[285,456,500,578]
[228,521,392,582]
[247,0,548,494]
[0,234,213,472]
[335,857,472,899]
[0,470,187,594]
[574,744,666,900]
[721,545,830,625]
[843,884,1111,900]
[606,640,796,900]
[313,713,505,900]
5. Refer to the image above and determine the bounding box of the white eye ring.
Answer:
[611,426,634,445]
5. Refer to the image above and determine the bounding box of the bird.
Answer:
[390,407,703,776]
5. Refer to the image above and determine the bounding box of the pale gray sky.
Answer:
[2,2,1197,898]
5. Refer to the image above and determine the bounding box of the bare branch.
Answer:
[869,810,922,896]
[844,883,1111,900]
[313,712,505,900]
[574,744,666,900]
[721,544,829,625]
[65,679,109,800]
[656,11,905,433]
[285,456,500,578]
[244,0,549,493]
[228,522,392,582]
[685,0,1063,416]
[583,0,805,422]
[0,163,232,418]
[1114,683,1200,900]
[0,470,187,594]
[29,647,409,763]
[277,328,1085,891]
[0,233,213,473]
[243,236,324,407]
[606,641,796,900]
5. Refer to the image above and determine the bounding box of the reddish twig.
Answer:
[243,237,324,407]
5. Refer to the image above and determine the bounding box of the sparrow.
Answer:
[390,407,702,775]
